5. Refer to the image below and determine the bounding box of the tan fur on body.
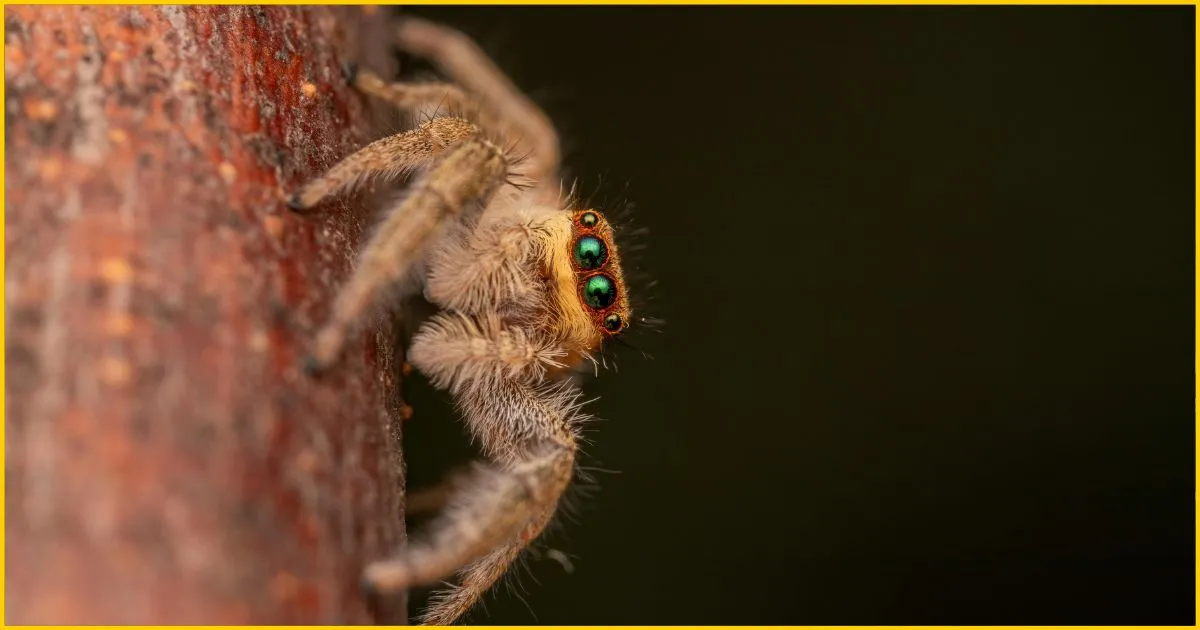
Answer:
[286,16,632,625]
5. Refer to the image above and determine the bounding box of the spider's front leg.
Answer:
[362,315,584,624]
[286,116,478,211]
[292,127,511,371]
[424,208,563,315]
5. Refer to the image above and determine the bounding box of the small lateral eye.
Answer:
[579,211,599,228]
[603,313,623,332]
[582,274,617,310]
[573,235,608,270]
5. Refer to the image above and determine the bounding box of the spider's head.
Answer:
[568,208,631,340]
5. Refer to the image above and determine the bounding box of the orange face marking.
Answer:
[569,209,631,336]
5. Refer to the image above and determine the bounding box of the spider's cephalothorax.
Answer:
[547,208,631,367]
[571,209,631,334]
[285,16,633,625]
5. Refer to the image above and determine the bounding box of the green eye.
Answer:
[579,212,599,227]
[582,274,617,310]
[603,313,623,332]
[573,236,608,270]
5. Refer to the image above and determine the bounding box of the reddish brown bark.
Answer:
[4,6,407,623]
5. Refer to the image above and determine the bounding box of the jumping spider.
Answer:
[287,16,634,625]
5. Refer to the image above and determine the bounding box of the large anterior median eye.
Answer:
[573,235,608,270]
[582,274,617,310]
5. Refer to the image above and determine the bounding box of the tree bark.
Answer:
[4,6,407,623]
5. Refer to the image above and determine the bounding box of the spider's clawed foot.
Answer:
[300,355,327,378]
[284,192,308,213]
[359,559,412,598]
[299,327,350,377]
[283,183,331,214]
[341,60,360,86]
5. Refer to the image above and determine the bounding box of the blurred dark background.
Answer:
[393,7,1194,625]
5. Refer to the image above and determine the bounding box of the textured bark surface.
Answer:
[4,6,407,624]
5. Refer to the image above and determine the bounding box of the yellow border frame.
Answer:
[0,1,1194,627]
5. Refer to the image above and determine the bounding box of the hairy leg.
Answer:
[418,509,554,625]
[405,479,458,517]
[308,135,510,370]
[286,116,478,210]
[409,312,567,392]
[372,318,584,623]
[362,440,575,599]
[395,17,562,193]
[423,208,558,315]
[351,66,499,128]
